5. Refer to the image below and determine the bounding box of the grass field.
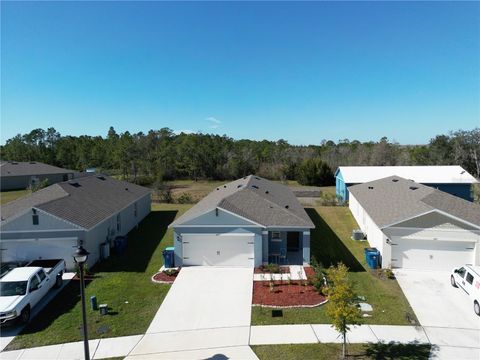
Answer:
[251,206,418,326]
[252,343,432,360]
[6,203,191,350]
[0,189,31,204]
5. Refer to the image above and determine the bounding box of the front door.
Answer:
[287,232,300,252]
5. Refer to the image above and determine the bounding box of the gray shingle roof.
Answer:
[1,185,69,222]
[1,175,151,229]
[0,161,74,177]
[349,176,480,228]
[171,175,314,228]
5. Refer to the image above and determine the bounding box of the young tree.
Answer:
[325,263,362,359]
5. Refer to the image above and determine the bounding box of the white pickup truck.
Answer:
[0,259,66,325]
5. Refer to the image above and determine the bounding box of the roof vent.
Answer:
[96,176,106,181]
[125,187,129,191]
[223,185,227,188]
[255,177,261,180]
[392,179,399,182]
[368,186,374,190]
[265,190,269,194]
[461,170,465,174]
[252,185,259,189]
[237,184,242,188]
[409,186,418,190]
[216,188,220,190]
[69,182,81,188]
[285,205,289,209]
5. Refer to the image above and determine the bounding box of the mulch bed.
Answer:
[252,280,327,308]
[151,269,180,284]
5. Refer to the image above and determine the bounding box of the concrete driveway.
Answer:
[130,267,257,358]
[395,269,480,359]
[147,266,253,333]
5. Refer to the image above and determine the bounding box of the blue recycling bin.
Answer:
[163,247,175,268]
[364,247,380,269]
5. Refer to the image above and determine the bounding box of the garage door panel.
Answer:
[182,234,254,267]
[391,238,475,270]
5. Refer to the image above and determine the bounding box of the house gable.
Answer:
[390,210,479,231]
[1,208,80,232]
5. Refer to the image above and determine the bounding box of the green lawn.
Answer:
[0,189,31,204]
[6,204,192,351]
[251,206,418,326]
[252,343,432,360]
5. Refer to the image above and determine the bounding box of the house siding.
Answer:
[84,193,151,267]
[0,173,73,191]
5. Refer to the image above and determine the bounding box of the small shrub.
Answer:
[264,263,281,273]
[385,268,395,279]
[176,193,194,204]
[163,268,179,277]
[133,175,155,186]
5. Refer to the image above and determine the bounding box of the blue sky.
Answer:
[1,1,479,145]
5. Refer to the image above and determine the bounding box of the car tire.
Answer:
[20,306,30,324]
[55,274,63,288]
[474,301,480,316]
[450,275,457,288]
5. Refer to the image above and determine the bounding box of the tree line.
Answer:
[1,127,478,186]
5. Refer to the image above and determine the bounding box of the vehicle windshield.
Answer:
[0,281,28,296]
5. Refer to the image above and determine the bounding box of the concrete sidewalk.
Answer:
[4,323,470,360]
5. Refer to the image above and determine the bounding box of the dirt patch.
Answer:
[152,269,180,284]
[252,280,327,308]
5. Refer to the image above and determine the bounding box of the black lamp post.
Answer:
[73,245,90,360]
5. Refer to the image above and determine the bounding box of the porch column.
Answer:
[302,230,310,264]
[262,231,269,263]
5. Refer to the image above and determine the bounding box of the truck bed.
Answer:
[26,259,65,275]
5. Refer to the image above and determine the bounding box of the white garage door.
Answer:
[182,233,255,267]
[391,238,475,270]
[2,237,78,269]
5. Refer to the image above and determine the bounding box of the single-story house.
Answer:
[349,176,480,270]
[0,161,75,191]
[0,175,151,269]
[169,175,315,267]
[335,165,478,202]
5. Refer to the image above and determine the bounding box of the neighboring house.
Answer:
[0,161,75,191]
[169,175,315,267]
[335,165,478,202]
[349,176,480,271]
[0,175,151,269]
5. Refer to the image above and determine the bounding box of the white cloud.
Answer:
[206,116,221,129]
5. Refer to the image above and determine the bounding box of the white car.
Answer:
[451,264,480,316]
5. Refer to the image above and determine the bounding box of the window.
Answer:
[466,273,474,285]
[270,231,281,242]
[457,267,466,278]
[29,275,40,292]
[116,214,121,232]
[134,203,138,218]
[37,270,46,282]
